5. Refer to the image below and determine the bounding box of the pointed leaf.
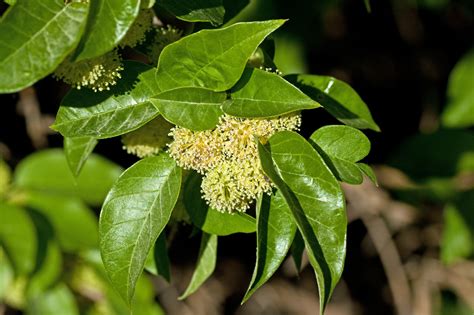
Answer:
[179,233,217,299]
[242,191,296,303]
[223,68,319,117]
[151,87,226,130]
[258,131,347,313]
[357,163,378,185]
[64,136,98,177]
[155,20,286,92]
[99,154,181,304]
[158,0,225,26]
[74,0,140,61]
[286,74,380,131]
[53,61,160,139]
[0,0,89,93]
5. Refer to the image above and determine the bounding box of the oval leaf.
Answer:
[158,0,225,26]
[242,191,296,303]
[74,0,140,61]
[258,131,347,314]
[286,74,380,131]
[99,154,181,304]
[155,20,286,92]
[179,233,217,299]
[64,136,98,177]
[0,0,89,93]
[223,68,319,117]
[151,87,226,130]
[53,61,160,139]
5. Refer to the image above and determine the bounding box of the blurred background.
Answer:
[1,0,473,314]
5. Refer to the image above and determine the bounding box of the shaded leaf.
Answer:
[357,163,378,186]
[258,131,347,313]
[99,154,181,303]
[151,87,226,130]
[144,233,171,282]
[158,0,225,26]
[27,240,62,298]
[291,230,305,273]
[286,74,380,131]
[64,136,98,177]
[155,20,285,92]
[0,0,89,93]
[223,68,319,118]
[179,233,217,299]
[53,61,160,139]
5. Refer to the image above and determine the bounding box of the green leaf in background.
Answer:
[64,137,98,177]
[441,50,474,128]
[27,240,62,298]
[0,204,37,275]
[179,233,217,299]
[258,131,347,313]
[158,0,225,26]
[0,249,14,300]
[144,233,171,282]
[99,154,181,304]
[151,87,226,130]
[184,172,256,236]
[242,191,296,303]
[26,283,79,315]
[0,0,89,93]
[286,74,380,131]
[223,68,319,118]
[155,20,285,92]
[364,0,372,12]
[0,159,11,197]
[25,192,98,252]
[53,61,160,139]
[73,0,140,61]
[14,149,122,207]
[310,125,371,185]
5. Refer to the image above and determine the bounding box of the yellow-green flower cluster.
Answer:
[122,116,174,158]
[54,50,123,92]
[168,114,301,212]
[119,8,154,48]
[148,25,182,64]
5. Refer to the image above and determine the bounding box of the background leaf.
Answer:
[99,154,181,303]
[26,283,79,315]
[157,0,225,26]
[64,137,98,177]
[223,68,319,117]
[179,233,217,299]
[0,0,89,93]
[286,74,380,131]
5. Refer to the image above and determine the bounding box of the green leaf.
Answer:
[179,233,217,299]
[27,239,62,298]
[144,233,171,282]
[14,149,122,206]
[25,192,98,252]
[442,50,474,128]
[155,20,285,92]
[223,68,319,118]
[158,0,225,26]
[364,0,372,12]
[242,191,296,303]
[53,61,160,139]
[26,283,79,315]
[0,203,37,275]
[0,159,11,198]
[151,87,226,130]
[286,74,380,131]
[357,163,378,185]
[0,0,89,93]
[99,154,181,304]
[64,137,98,177]
[291,230,305,272]
[184,172,256,236]
[74,0,140,61]
[0,249,14,300]
[258,131,347,313]
[310,125,371,185]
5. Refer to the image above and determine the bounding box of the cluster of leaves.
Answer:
[0,1,381,314]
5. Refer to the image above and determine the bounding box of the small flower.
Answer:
[54,50,123,92]
[119,9,154,48]
[122,116,173,158]
[148,25,182,64]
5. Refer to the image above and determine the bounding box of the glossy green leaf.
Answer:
[242,191,296,303]
[179,233,217,299]
[99,154,181,304]
[184,172,256,236]
[144,233,171,282]
[158,0,225,26]
[155,20,285,92]
[14,149,122,206]
[26,283,79,315]
[310,125,370,185]
[53,61,160,139]
[151,87,226,130]
[286,74,380,131]
[223,68,319,117]
[25,192,98,251]
[258,131,347,313]
[0,203,36,275]
[442,50,474,128]
[0,0,89,93]
[74,0,140,61]
[64,136,98,177]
